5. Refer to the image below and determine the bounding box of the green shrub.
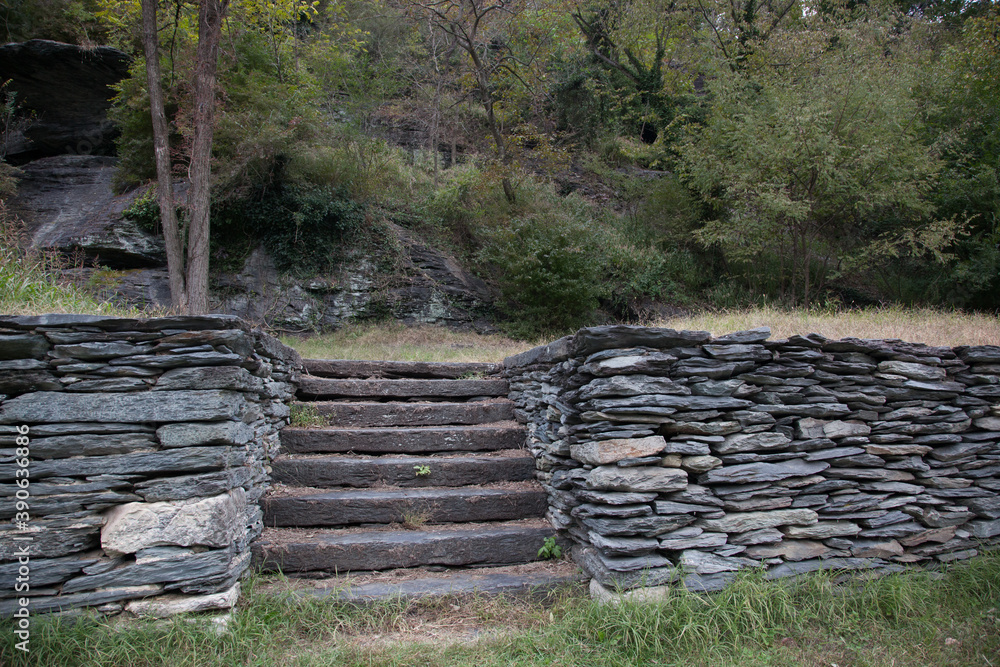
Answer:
[479,213,605,337]
[213,185,366,277]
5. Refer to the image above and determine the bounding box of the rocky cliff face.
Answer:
[0,40,130,163]
[9,155,166,268]
[2,39,496,331]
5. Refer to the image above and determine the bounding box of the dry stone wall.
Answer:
[504,325,1000,595]
[0,314,301,617]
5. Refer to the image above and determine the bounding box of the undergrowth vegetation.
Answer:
[0,203,151,317]
[2,552,999,666]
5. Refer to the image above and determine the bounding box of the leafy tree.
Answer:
[405,0,550,203]
[681,7,950,307]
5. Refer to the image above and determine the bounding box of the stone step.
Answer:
[258,561,586,604]
[253,520,557,573]
[304,359,502,380]
[263,485,548,527]
[279,423,525,455]
[304,400,516,427]
[297,377,509,400]
[271,451,537,488]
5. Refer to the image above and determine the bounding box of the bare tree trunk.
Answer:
[186,0,229,315]
[141,0,187,311]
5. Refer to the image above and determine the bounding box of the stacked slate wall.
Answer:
[0,314,301,616]
[504,325,1000,595]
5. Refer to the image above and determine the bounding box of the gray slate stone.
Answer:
[878,361,946,381]
[579,350,678,377]
[577,375,690,400]
[0,390,251,424]
[61,548,233,593]
[0,333,50,359]
[154,366,262,392]
[0,446,246,479]
[582,394,752,412]
[958,346,1000,364]
[573,503,653,519]
[714,432,791,455]
[574,546,678,587]
[588,532,660,555]
[109,351,243,368]
[53,342,148,360]
[970,519,1000,538]
[575,490,658,505]
[713,327,771,344]
[659,532,728,550]
[679,550,758,574]
[586,466,688,493]
[764,557,887,580]
[699,509,818,533]
[698,459,829,485]
[730,528,784,545]
[156,421,255,448]
[65,377,151,392]
[967,497,1000,519]
[582,514,695,537]
[571,326,711,356]
[134,468,253,502]
[21,433,157,459]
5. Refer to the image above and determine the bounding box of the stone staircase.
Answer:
[252,359,580,600]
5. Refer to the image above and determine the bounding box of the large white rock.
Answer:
[126,582,240,618]
[102,489,246,556]
[571,435,667,465]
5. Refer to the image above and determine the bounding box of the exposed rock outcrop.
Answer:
[0,40,130,162]
[6,155,166,268]
[212,225,496,332]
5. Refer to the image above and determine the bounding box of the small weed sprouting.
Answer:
[537,536,563,560]
[401,509,430,530]
[414,464,431,477]
[288,403,327,428]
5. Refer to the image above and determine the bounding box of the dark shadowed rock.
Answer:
[0,40,129,160]
[7,156,167,268]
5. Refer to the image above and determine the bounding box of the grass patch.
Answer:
[3,553,999,666]
[281,321,540,363]
[282,305,997,365]
[654,305,1000,347]
[0,203,158,318]
[288,404,329,428]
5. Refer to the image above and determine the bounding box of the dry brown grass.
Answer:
[653,305,1000,347]
[283,307,998,363]
[281,322,541,363]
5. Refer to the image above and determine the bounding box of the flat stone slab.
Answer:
[279,424,525,454]
[0,390,249,424]
[571,326,711,356]
[254,522,556,572]
[263,486,548,526]
[310,401,515,427]
[297,377,508,399]
[270,453,537,488]
[296,569,585,603]
[304,359,502,379]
